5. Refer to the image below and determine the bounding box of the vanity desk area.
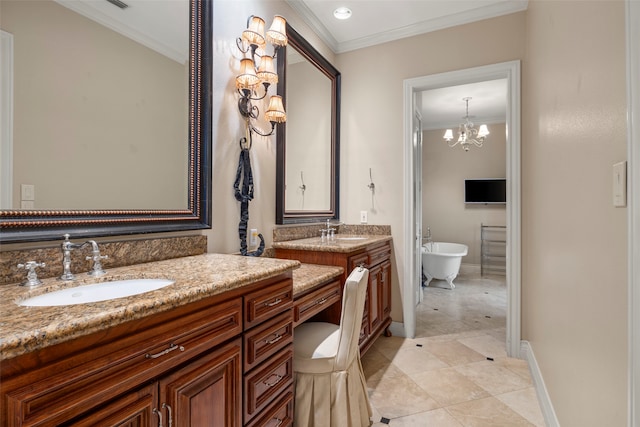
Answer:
[275,233,393,355]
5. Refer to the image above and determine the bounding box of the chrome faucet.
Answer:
[425,227,432,243]
[59,234,108,281]
[60,234,85,281]
[85,240,107,277]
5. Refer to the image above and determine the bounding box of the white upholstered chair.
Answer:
[293,267,372,427]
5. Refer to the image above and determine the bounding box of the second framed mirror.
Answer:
[275,24,340,224]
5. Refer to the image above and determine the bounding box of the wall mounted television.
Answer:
[464,179,506,204]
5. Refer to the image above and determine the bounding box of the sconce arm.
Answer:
[248,121,277,137]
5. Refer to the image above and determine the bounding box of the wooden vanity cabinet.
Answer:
[0,273,295,427]
[242,279,294,426]
[275,240,392,354]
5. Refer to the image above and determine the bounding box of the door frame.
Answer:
[626,0,639,424]
[402,60,521,357]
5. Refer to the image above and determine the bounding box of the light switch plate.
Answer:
[613,161,627,207]
[360,210,368,224]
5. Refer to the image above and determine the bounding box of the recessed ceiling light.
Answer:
[333,7,352,20]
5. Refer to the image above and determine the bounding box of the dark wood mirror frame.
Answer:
[275,24,341,225]
[0,0,212,243]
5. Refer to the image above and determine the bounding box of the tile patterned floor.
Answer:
[363,273,546,426]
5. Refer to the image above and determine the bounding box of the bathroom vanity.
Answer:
[0,254,300,427]
[274,235,392,354]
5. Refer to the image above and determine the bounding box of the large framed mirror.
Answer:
[0,0,212,243]
[275,24,340,224]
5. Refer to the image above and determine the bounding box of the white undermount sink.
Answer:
[337,236,367,241]
[17,278,175,307]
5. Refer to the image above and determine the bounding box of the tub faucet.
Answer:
[424,227,432,244]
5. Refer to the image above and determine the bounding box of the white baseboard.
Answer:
[520,340,560,427]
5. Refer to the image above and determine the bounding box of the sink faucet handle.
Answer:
[17,261,46,287]
[85,241,107,277]
[85,254,108,276]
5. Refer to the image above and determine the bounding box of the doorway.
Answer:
[402,61,521,357]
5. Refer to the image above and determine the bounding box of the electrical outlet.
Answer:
[360,210,368,224]
[21,184,35,201]
[250,229,258,246]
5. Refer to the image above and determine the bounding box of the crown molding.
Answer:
[287,0,528,54]
[284,0,339,53]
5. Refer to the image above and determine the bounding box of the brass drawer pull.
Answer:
[264,373,283,387]
[146,343,185,359]
[264,298,282,307]
[265,334,283,345]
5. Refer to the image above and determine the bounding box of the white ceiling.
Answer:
[285,0,524,128]
[420,79,508,130]
[54,0,189,63]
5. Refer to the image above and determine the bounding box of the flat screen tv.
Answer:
[464,179,506,204]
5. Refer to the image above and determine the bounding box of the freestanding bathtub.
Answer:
[422,242,468,289]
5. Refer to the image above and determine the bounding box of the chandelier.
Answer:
[235,15,288,143]
[443,97,489,152]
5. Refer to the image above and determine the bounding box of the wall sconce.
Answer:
[235,15,288,142]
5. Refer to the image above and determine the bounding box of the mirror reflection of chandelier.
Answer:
[443,97,489,152]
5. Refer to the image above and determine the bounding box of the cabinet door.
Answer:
[66,383,158,427]
[380,260,392,319]
[368,265,382,331]
[160,338,242,427]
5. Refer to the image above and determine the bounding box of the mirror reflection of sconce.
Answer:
[368,168,376,194]
[299,171,307,194]
[235,15,288,144]
[299,171,306,209]
[368,168,376,210]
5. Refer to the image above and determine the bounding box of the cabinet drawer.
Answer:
[245,279,293,330]
[244,310,293,372]
[293,279,341,327]
[368,243,391,267]
[246,391,293,427]
[349,253,369,270]
[244,346,294,423]
[5,297,242,426]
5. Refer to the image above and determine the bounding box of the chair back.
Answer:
[334,267,369,371]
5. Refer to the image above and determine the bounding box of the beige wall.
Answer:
[336,13,525,322]
[4,0,631,423]
[1,0,188,210]
[209,0,335,254]
[422,125,506,265]
[522,1,628,424]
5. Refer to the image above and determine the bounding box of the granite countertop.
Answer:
[272,234,392,253]
[292,264,344,296]
[0,253,300,361]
